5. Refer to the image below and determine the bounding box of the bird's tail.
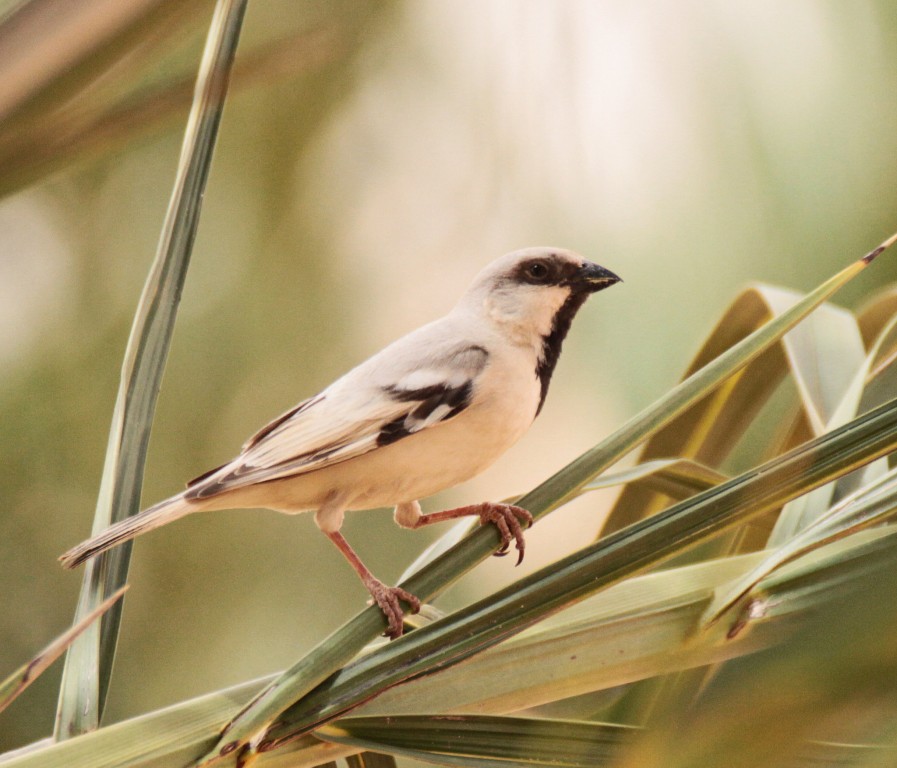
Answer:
[59,495,198,569]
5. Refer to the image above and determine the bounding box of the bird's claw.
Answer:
[366,579,421,639]
[477,503,534,566]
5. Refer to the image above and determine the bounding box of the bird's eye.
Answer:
[525,261,551,283]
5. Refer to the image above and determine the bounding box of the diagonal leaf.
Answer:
[643,536,897,768]
[0,587,126,716]
[603,284,864,536]
[54,0,248,740]
[257,395,897,752]
[363,550,770,719]
[703,462,897,628]
[360,529,897,723]
[317,715,638,768]
[0,676,355,768]
[583,458,728,501]
[5,527,897,767]
[321,716,897,768]
[204,233,897,762]
[405,459,728,589]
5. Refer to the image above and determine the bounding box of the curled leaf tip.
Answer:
[862,231,897,264]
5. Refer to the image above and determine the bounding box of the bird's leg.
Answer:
[395,500,534,565]
[324,530,421,639]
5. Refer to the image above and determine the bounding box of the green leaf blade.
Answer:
[260,395,897,748]
[54,0,248,740]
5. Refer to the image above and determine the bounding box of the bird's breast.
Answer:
[342,344,542,509]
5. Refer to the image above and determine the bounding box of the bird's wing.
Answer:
[184,343,489,499]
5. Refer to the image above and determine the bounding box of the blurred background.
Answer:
[1,0,896,751]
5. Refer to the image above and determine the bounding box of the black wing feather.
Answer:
[377,379,475,446]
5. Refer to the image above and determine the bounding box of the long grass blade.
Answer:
[360,528,897,721]
[257,395,897,750]
[205,233,896,762]
[54,0,248,740]
[323,715,897,768]
[0,588,126,717]
[5,527,897,767]
[322,718,897,768]
[403,459,728,588]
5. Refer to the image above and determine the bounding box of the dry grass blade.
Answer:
[54,0,248,739]
[0,588,126,716]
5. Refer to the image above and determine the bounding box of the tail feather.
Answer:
[59,495,197,569]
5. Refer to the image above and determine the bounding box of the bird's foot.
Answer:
[365,578,421,639]
[476,502,534,565]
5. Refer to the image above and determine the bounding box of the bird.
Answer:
[60,247,621,638]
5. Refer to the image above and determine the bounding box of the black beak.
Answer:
[572,261,622,293]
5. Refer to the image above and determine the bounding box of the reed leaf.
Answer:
[4,526,895,768]
[253,394,897,753]
[603,284,865,536]
[53,0,247,739]
[769,313,897,545]
[704,463,897,628]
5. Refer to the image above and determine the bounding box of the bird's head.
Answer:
[459,247,621,347]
